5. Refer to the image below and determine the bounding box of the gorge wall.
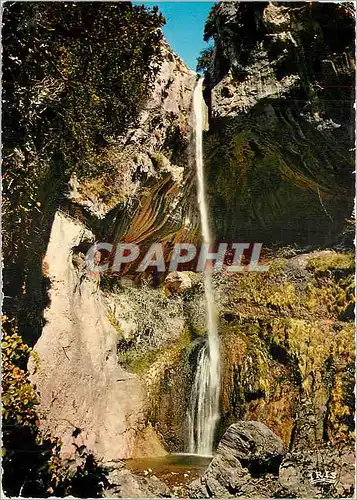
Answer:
[3,1,354,474]
[203,2,355,245]
[27,41,198,461]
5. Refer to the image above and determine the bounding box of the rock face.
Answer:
[67,40,198,248]
[203,2,355,245]
[279,449,355,498]
[107,42,198,272]
[29,212,166,461]
[149,250,355,455]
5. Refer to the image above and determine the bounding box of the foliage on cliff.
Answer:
[197,47,214,74]
[2,2,165,172]
[1,316,108,497]
[203,4,219,43]
[2,2,165,268]
[2,0,166,352]
[217,250,355,449]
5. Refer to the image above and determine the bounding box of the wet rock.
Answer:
[105,467,171,498]
[164,271,192,293]
[279,449,355,498]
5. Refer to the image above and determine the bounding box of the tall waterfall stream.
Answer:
[187,78,220,456]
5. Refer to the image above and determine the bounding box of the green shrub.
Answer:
[307,252,355,273]
[203,5,219,42]
[1,316,108,497]
[2,2,165,175]
[197,47,214,73]
[2,2,165,270]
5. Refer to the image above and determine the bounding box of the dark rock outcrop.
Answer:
[217,421,286,471]
[204,2,355,246]
[189,452,282,499]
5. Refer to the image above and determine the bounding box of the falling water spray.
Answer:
[187,78,220,456]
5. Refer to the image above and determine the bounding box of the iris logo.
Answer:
[309,470,337,486]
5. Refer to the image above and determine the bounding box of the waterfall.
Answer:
[187,78,220,456]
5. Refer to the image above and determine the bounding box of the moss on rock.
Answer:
[216,250,355,449]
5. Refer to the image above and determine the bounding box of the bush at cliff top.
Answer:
[197,47,214,73]
[2,1,165,282]
[2,2,165,176]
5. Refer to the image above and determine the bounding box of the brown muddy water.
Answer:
[125,453,211,491]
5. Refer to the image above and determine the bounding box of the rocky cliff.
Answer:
[2,2,355,497]
[28,211,165,461]
[26,41,197,461]
[203,1,355,245]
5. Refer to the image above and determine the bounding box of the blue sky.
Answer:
[134,2,215,70]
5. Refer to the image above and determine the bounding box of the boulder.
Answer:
[189,452,248,498]
[217,421,286,471]
[189,421,287,498]
[279,449,355,498]
[164,271,192,293]
[105,467,171,498]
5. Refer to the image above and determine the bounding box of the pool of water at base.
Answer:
[125,453,212,490]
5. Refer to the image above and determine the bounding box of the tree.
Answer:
[197,47,214,74]
[203,4,219,42]
[2,2,165,178]
[2,2,166,337]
